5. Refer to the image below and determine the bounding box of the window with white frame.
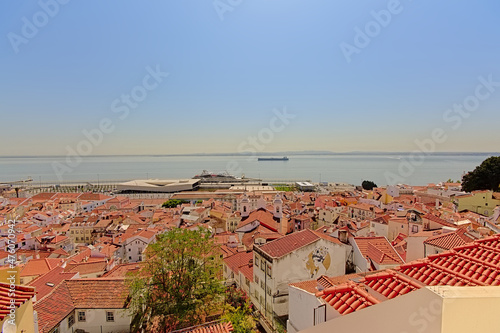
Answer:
[106,311,114,322]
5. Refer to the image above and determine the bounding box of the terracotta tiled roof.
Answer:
[311,230,342,245]
[353,237,404,266]
[65,278,129,308]
[362,269,422,299]
[422,213,455,227]
[51,248,70,257]
[322,271,380,286]
[372,214,391,225]
[31,192,57,201]
[290,272,379,295]
[28,266,77,300]
[349,203,376,211]
[314,235,500,317]
[239,208,280,232]
[214,232,240,245]
[240,225,281,250]
[289,279,321,294]
[423,228,475,250]
[316,275,336,290]
[224,251,253,273]
[64,260,107,276]
[20,258,64,277]
[0,283,35,320]
[34,282,74,333]
[391,233,407,246]
[67,248,92,264]
[317,281,380,315]
[258,229,322,258]
[238,263,254,283]
[102,262,145,278]
[35,278,130,332]
[79,193,113,201]
[185,321,234,333]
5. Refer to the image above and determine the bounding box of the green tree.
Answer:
[162,199,188,208]
[462,156,500,192]
[128,228,224,332]
[361,180,377,190]
[222,303,257,333]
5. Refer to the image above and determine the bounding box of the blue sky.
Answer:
[1,0,500,156]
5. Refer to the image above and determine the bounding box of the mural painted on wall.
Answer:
[305,247,331,278]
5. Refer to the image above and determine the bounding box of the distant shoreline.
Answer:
[1,151,499,159]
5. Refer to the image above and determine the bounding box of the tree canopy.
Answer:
[461,156,500,192]
[362,180,377,190]
[162,199,188,208]
[128,228,224,332]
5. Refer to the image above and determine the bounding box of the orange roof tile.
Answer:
[223,251,253,281]
[186,321,234,333]
[313,237,500,316]
[0,283,35,320]
[423,228,475,250]
[361,269,422,299]
[258,229,338,259]
[64,260,107,275]
[239,208,280,232]
[34,278,129,333]
[353,237,404,266]
[102,262,145,278]
[65,278,129,308]
[423,213,455,227]
[317,281,380,315]
[28,266,77,300]
[289,279,321,294]
[20,258,64,277]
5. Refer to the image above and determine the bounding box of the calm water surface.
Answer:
[0,154,497,186]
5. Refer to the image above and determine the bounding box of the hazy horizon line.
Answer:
[1,151,499,159]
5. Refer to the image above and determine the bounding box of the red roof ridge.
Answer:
[427,261,486,286]
[0,283,36,320]
[448,249,500,272]
[423,229,475,250]
[68,277,125,281]
[317,281,381,315]
[317,234,500,317]
[258,229,321,258]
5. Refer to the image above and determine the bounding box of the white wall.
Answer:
[318,209,338,225]
[406,235,428,262]
[72,308,130,333]
[386,185,400,198]
[358,198,381,208]
[299,286,500,333]
[369,222,388,238]
[424,243,444,257]
[349,239,369,273]
[299,287,442,333]
[388,220,408,242]
[254,238,348,319]
[287,286,323,333]
[123,235,154,263]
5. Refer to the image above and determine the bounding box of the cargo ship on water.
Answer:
[257,156,289,161]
